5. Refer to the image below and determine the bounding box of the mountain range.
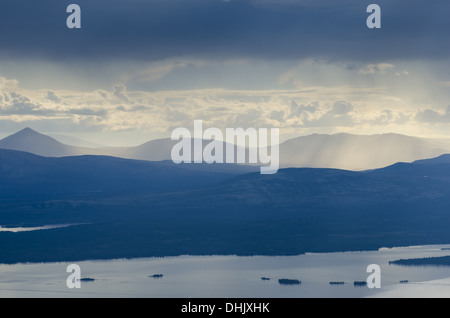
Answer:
[1,128,449,170]
[1,139,450,262]
[0,148,255,201]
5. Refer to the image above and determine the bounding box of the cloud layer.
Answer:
[2,74,448,143]
[0,0,449,62]
[1,1,449,143]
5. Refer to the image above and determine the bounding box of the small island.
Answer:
[278,279,301,285]
[261,277,270,281]
[399,280,409,284]
[353,281,367,287]
[149,274,164,279]
[329,281,345,286]
[79,278,95,282]
[389,256,450,267]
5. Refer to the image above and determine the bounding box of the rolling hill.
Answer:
[0,148,255,200]
[1,149,450,263]
[2,128,450,171]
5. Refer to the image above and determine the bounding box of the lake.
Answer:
[0,224,82,233]
[1,244,450,298]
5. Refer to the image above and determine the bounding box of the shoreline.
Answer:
[1,243,449,266]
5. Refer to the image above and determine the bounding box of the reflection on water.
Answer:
[0,245,450,298]
[0,224,83,232]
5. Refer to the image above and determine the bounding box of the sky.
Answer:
[0,0,449,146]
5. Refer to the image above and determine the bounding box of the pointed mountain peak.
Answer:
[4,127,54,141]
[14,127,41,136]
[0,128,73,157]
[20,127,34,132]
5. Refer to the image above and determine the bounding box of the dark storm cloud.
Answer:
[0,0,448,62]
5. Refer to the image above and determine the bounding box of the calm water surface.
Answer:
[1,244,450,298]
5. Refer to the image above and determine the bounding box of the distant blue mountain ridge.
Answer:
[1,129,450,263]
[1,128,449,170]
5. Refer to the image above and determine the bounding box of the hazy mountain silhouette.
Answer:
[0,129,251,166]
[0,128,81,157]
[278,133,448,170]
[48,133,105,148]
[0,128,130,158]
[119,138,176,161]
[1,128,449,171]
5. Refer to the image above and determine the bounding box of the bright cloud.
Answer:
[2,73,447,143]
